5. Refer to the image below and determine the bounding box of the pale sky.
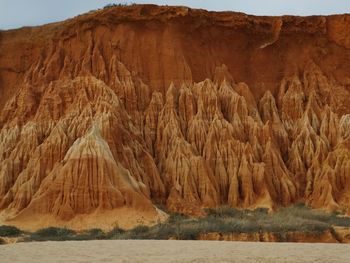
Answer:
[1,0,350,30]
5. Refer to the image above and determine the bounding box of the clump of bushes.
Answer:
[205,206,268,218]
[105,226,125,239]
[130,225,149,235]
[103,2,136,9]
[167,212,189,223]
[30,227,76,241]
[73,228,106,240]
[0,225,22,237]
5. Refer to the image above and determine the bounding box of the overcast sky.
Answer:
[1,0,350,30]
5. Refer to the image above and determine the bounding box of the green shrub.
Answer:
[168,212,188,223]
[327,215,350,227]
[131,225,149,234]
[34,227,75,237]
[74,228,107,240]
[205,206,239,217]
[275,205,350,229]
[200,205,346,236]
[0,225,22,237]
[31,227,76,241]
[152,224,175,239]
[103,2,136,9]
[73,228,113,240]
[106,227,125,239]
[205,206,268,219]
[177,224,200,240]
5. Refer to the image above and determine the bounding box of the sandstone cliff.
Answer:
[1,4,350,230]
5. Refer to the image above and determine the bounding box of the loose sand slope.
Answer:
[1,240,349,263]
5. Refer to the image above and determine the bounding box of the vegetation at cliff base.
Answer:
[0,225,22,237]
[1,204,350,244]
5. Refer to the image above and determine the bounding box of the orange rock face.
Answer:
[1,5,350,229]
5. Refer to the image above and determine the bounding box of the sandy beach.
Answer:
[1,240,349,263]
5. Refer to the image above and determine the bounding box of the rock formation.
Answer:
[1,4,350,230]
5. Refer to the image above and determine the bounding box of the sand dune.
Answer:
[1,240,349,263]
